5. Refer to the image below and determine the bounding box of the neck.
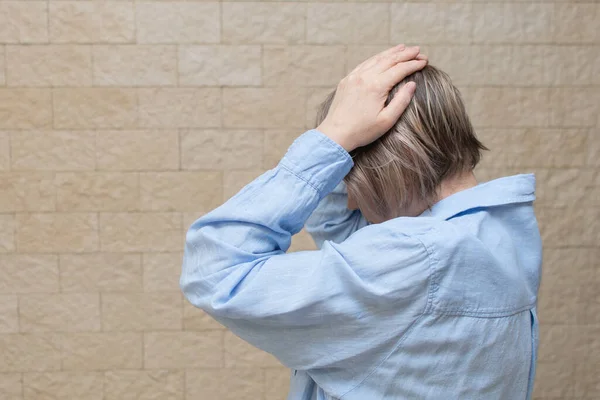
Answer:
[438,170,478,202]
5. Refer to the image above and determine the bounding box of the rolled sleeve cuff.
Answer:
[279,129,354,198]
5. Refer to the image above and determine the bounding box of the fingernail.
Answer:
[406,81,416,93]
[397,43,405,50]
[413,46,420,53]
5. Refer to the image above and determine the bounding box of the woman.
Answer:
[181,45,542,399]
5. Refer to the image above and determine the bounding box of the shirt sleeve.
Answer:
[305,181,369,248]
[180,130,431,378]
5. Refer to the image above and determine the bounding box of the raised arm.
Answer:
[180,44,429,384]
[180,129,430,375]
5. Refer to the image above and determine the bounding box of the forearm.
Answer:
[305,181,368,248]
[180,129,353,314]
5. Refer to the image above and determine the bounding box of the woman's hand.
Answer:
[317,45,428,152]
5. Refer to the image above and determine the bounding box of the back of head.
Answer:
[316,65,487,221]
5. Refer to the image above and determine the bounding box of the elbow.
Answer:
[180,230,212,310]
[179,247,202,308]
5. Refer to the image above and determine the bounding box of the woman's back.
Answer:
[300,174,541,399]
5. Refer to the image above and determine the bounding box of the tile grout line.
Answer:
[46,0,50,44]
[387,2,392,46]
[178,129,182,171]
[2,44,6,87]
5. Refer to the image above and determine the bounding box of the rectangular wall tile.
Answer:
[476,129,588,168]
[183,301,224,331]
[537,207,599,247]
[19,293,100,333]
[0,214,14,253]
[0,255,59,294]
[391,4,472,44]
[0,295,17,333]
[11,131,95,171]
[60,253,142,293]
[60,333,143,371]
[96,130,179,171]
[49,2,134,43]
[178,45,261,86]
[0,89,51,129]
[575,357,600,397]
[99,212,183,252]
[0,172,55,212]
[0,373,22,400]
[534,362,575,398]
[540,248,595,323]
[55,172,139,212]
[223,3,305,44]
[101,292,182,331]
[307,3,388,44]
[23,372,103,400]
[479,45,553,86]
[186,369,264,400]
[550,88,599,127]
[467,88,551,128]
[143,252,183,292]
[473,3,554,44]
[263,45,345,86]
[0,132,8,171]
[0,334,62,372]
[538,325,587,365]
[6,45,92,87]
[93,45,177,86]
[138,88,220,128]
[224,331,280,368]
[554,4,600,44]
[53,88,137,129]
[136,3,220,44]
[140,172,222,212]
[263,130,298,169]
[0,333,61,372]
[0,3,48,43]
[551,46,597,86]
[181,130,263,170]
[223,88,305,128]
[16,213,98,253]
[144,331,223,368]
[104,370,184,400]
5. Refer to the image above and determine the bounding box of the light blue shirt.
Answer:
[181,129,542,400]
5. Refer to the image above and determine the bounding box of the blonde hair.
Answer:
[316,65,487,221]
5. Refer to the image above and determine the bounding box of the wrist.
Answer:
[316,123,355,152]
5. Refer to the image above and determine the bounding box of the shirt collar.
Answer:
[420,174,536,221]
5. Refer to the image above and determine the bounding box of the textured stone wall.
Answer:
[0,1,598,399]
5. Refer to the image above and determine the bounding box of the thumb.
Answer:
[378,81,416,130]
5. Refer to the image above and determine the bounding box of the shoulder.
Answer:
[323,218,440,308]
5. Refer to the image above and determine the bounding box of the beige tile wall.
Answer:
[0,1,597,399]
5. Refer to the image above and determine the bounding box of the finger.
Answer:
[368,46,422,73]
[353,44,406,73]
[381,59,427,89]
[416,53,428,61]
[378,81,417,129]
